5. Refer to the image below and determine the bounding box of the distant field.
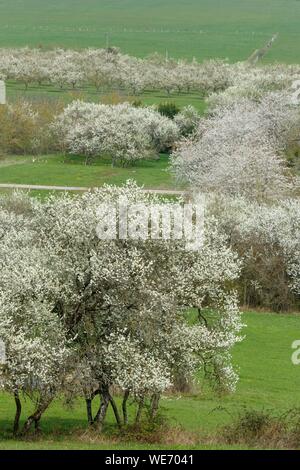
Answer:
[0,0,299,63]
[1,311,300,449]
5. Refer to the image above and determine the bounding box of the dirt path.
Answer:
[0,183,186,196]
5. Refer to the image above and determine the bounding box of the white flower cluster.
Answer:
[208,62,300,107]
[171,91,299,200]
[53,101,180,164]
[171,74,300,311]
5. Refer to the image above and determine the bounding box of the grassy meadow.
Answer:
[0,0,299,63]
[0,154,180,190]
[1,311,300,449]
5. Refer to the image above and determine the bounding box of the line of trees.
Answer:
[0,47,231,95]
[1,47,299,96]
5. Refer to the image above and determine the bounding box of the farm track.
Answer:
[0,182,186,195]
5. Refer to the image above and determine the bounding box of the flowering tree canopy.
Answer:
[0,185,242,432]
[53,101,180,165]
[171,92,299,200]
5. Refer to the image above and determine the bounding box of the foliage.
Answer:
[208,195,300,311]
[223,408,300,449]
[157,102,180,119]
[174,106,201,137]
[0,99,64,155]
[0,47,232,95]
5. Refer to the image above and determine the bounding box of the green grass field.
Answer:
[6,82,207,112]
[0,154,182,190]
[0,0,299,63]
[1,311,300,449]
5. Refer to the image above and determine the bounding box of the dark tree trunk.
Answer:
[122,390,130,425]
[86,389,101,425]
[34,417,41,433]
[135,398,144,425]
[109,395,122,429]
[86,398,93,426]
[13,392,22,436]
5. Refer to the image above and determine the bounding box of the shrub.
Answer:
[223,408,300,449]
[157,102,180,119]
[53,101,180,165]
[174,105,201,136]
[0,101,37,154]
[209,196,300,311]
[0,99,64,155]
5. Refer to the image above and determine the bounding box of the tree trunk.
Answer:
[85,388,101,425]
[86,398,93,426]
[109,395,122,429]
[150,393,160,420]
[93,387,110,430]
[122,390,130,425]
[34,417,41,433]
[135,398,144,425]
[13,391,22,436]
[22,397,52,434]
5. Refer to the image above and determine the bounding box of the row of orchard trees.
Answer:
[0,184,242,434]
[0,47,231,94]
[1,47,300,95]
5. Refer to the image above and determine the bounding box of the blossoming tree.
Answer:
[0,185,242,433]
